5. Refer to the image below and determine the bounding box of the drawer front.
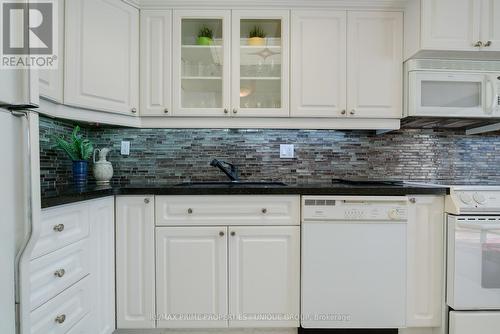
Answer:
[30,239,90,310]
[156,195,300,226]
[66,314,91,334]
[33,202,90,259]
[30,277,91,334]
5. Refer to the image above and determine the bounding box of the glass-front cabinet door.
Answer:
[173,10,231,116]
[231,11,289,117]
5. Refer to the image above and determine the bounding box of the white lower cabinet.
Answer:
[406,195,445,328]
[116,196,156,329]
[156,227,228,328]
[229,226,300,328]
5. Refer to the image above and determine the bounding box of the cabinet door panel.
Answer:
[421,0,480,51]
[229,226,300,327]
[347,11,403,118]
[89,197,115,334]
[65,0,139,115]
[172,10,231,116]
[231,10,290,117]
[406,196,444,327]
[482,0,500,51]
[291,11,346,117]
[140,10,172,116]
[156,227,228,328]
[116,196,155,329]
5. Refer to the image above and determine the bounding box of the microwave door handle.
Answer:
[486,78,496,114]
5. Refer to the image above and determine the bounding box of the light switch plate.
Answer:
[121,141,130,155]
[280,144,294,159]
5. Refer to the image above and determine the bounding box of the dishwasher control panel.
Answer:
[302,196,408,221]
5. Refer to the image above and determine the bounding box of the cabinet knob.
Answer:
[230,231,236,236]
[55,314,66,324]
[187,208,193,214]
[164,108,169,114]
[224,108,229,114]
[409,198,416,204]
[53,224,65,232]
[232,108,238,114]
[131,107,137,114]
[350,109,356,115]
[54,269,66,278]
[340,110,346,115]
[219,231,225,237]
[261,208,267,214]
[485,41,492,47]
[474,41,483,47]
[144,198,150,204]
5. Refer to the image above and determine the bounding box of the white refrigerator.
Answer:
[0,109,40,334]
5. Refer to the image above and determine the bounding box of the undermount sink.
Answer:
[174,181,287,187]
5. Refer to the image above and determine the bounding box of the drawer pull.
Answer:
[55,314,66,324]
[219,231,225,237]
[53,224,65,232]
[54,269,66,278]
[144,198,150,204]
[187,208,193,214]
[230,231,236,236]
[261,208,267,214]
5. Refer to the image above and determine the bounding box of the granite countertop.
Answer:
[41,181,449,209]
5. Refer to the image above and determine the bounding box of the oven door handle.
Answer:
[456,221,500,231]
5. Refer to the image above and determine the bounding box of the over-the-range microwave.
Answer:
[404,59,500,118]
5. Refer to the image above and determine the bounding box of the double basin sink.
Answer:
[175,181,287,187]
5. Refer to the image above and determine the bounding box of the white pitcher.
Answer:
[93,148,113,184]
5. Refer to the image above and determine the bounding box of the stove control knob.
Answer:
[473,193,486,205]
[459,193,473,205]
[388,209,400,220]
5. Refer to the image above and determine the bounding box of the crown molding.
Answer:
[133,0,408,10]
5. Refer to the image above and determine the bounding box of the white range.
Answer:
[444,184,500,334]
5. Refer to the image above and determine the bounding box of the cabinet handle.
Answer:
[53,224,65,232]
[144,198,150,204]
[131,107,137,114]
[261,208,267,214]
[54,269,66,278]
[187,208,193,214]
[485,41,492,47]
[230,231,236,236]
[340,110,346,115]
[164,108,169,114]
[219,231,225,237]
[55,314,66,324]
[224,108,229,114]
[350,109,356,115]
[409,198,416,204]
[474,41,483,47]
[232,108,238,114]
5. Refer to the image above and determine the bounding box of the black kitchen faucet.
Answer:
[210,159,239,181]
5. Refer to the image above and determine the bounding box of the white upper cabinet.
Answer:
[231,10,290,117]
[39,0,64,103]
[115,196,155,329]
[481,0,500,51]
[347,11,403,118]
[228,226,300,328]
[140,10,172,116]
[156,227,228,328]
[172,10,231,116]
[421,0,480,51]
[291,11,347,117]
[64,0,139,116]
[405,0,500,58]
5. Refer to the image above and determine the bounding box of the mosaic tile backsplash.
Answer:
[39,116,500,188]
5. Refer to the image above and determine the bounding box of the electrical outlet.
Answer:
[280,144,294,159]
[121,141,130,155]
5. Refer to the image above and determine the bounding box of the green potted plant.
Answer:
[197,26,213,45]
[248,25,266,46]
[52,125,94,185]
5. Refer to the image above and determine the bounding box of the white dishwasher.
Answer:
[301,196,408,329]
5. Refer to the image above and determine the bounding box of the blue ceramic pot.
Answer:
[72,160,88,185]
